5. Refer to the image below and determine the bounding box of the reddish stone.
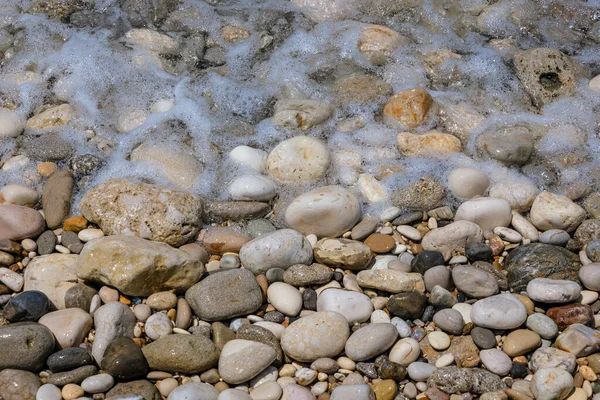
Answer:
[547,303,594,330]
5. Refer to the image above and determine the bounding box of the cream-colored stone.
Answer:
[358,25,406,65]
[23,254,79,309]
[530,191,586,232]
[397,131,461,157]
[267,136,330,183]
[272,99,334,131]
[26,104,75,130]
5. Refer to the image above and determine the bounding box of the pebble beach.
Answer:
[2,0,600,399]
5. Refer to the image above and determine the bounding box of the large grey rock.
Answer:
[513,48,577,107]
[78,235,203,297]
[504,243,581,292]
[185,269,263,321]
[0,322,55,372]
[79,178,203,247]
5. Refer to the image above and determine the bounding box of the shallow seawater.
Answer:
[2,0,600,218]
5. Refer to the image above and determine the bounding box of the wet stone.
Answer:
[3,290,52,322]
[64,283,97,311]
[387,291,428,320]
[101,336,149,380]
[47,348,95,373]
[47,365,98,387]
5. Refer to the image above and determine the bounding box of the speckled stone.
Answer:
[0,369,41,400]
[47,347,94,372]
[141,334,220,374]
[106,380,161,400]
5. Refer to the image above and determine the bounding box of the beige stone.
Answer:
[39,308,93,349]
[272,99,334,131]
[358,25,406,65]
[130,141,202,189]
[23,254,79,309]
[267,136,330,183]
[530,191,586,232]
[313,238,373,271]
[79,178,203,247]
[26,104,76,130]
[397,130,461,157]
[221,25,251,43]
[78,235,203,297]
[199,227,250,255]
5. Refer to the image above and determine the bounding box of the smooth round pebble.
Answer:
[526,278,581,303]
[428,331,451,350]
[407,362,437,382]
[267,282,303,316]
[480,349,512,376]
[36,384,62,400]
[250,381,282,400]
[81,373,114,393]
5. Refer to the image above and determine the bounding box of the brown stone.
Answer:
[502,329,541,357]
[221,26,250,43]
[547,304,594,331]
[63,216,88,233]
[488,234,505,256]
[358,25,406,65]
[199,227,251,255]
[332,73,393,106]
[383,88,434,129]
[364,233,395,253]
[421,335,480,368]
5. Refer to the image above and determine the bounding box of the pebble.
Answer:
[530,347,577,373]
[389,338,420,366]
[526,313,559,339]
[38,308,93,348]
[81,373,114,393]
[344,323,398,361]
[540,229,571,246]
[530,191,586,232]
[0,322,55,372]
[145,312,173,340]
[36,384,62,400]
[455,197,512,231]
[316,288,373,325]
[219,339,277,384]
[186,268,262,321]
[526,278,581,303]
[168,382,220,400]
[331,384,375,400]
[47,348,95,372]
[285,186,361,238]
[146,291,178,310]
[503,329,541,356]
[470,294,528,329]
[531,368,574,400]
[62,383,84,400]
[239,229,313,275]
[267,282,304,316]
[447,168,490,199]
[251,381,283,400]
[433,309,464,335]
[480,349,513,376]
[428,331,451,350]
[134,303,152,322]
[452,265,499,298]
[579,263,600,290]
[281,311,349,362]
[408,362,437,382]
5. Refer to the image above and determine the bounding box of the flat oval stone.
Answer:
[470,327,497,349]
[407,362,437,382]
[313,238,373,270]
[547,304,594,330]
[540,229,571,246]
[250,381,282,400]
[480,349,512,376]
[0,322,55,372]
[285,186,361,238]
[502,329,541,357]
[421,220,483,256]
[526,278,581,303]
[142,334,220,374]
[455,197,512,231]
[316,288,373,325]
[470,294,528,330]
[364,234,396,253]
[527,313,559,339]
[81,373,114,394]
[47,348,94,373]
[145,312,173,340]
[185,269,263,321]
[344,323,398,362]
[555,324,600,357]
[0,205,45,241]
[267,282,302,316]
[283,263,333,287]
[280,311,349,362]
[218,339,277,384]
[357,269,425,293]
[36,383,62,400]
[452,265,499,298]
[428,331,451,351]
[432,309,464,335]
[47,365,98,387]
[239,229,313,275]
[331,384,374,400]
